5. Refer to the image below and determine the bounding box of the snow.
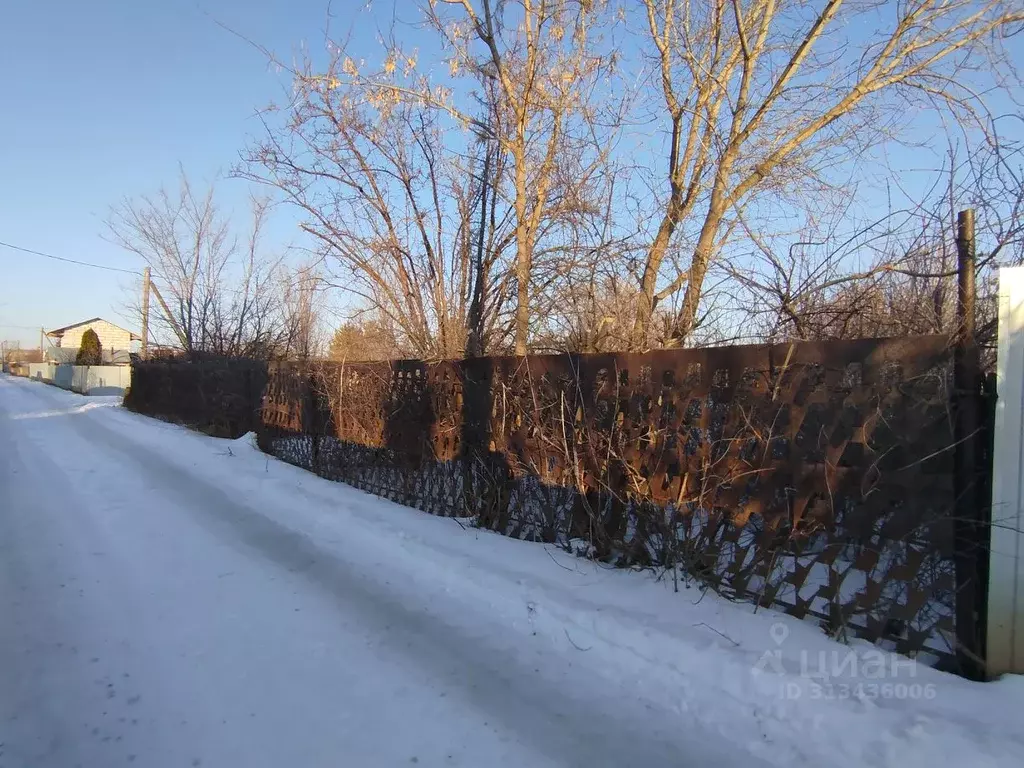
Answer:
[1,372,1022,768]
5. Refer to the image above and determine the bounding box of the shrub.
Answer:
[75,329,102,366]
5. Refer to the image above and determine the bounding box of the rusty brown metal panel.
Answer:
[126,336,963,665]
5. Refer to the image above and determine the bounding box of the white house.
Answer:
[46,318,141,363]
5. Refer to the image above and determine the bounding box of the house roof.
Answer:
[46,317,142,340]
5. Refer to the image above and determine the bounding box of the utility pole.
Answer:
[141,266,151,359]
[39,326,44,356]
[149,280,188,351]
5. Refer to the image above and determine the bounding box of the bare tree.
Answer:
[239,61,523,359]
[108,171,284,358]
[535,274,649,353]
[226,1,1021,359]
[631,0,1023,349]
[530,171,655,352]
[276,263,321,360]
[720,135,1024,347]
[245,2,620,356]
[425,0,617,354]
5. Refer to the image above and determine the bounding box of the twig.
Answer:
[692,622,740,647]
[564,628,592,651]
[546,547,577,572]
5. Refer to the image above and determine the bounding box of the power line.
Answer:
[0,240,139,275]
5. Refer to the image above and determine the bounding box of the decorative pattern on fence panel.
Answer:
[130,337,967,663]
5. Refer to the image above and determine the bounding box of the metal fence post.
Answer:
[954,208,985,678]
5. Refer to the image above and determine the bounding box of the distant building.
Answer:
[45,318,141,364]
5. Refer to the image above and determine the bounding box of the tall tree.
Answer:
[241,72,517,358]
[425,0,614,354]
[242,2,619,357]
[631,0,1023,349]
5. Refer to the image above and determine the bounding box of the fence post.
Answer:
[140,266,151,360]
[306,370,321,474]
[953,208,985,678]
[243,365,254,435]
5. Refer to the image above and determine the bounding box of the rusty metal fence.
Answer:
[128,336,986,668]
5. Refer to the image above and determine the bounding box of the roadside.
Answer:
[2,373,1023,767]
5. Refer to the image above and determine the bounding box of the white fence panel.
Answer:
[49,364,131,395]
[987,265,1024,675]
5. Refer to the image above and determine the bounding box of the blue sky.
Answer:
[0,0,392,347]
[1,1,1018,349]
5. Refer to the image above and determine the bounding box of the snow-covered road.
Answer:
[2,373,1023,768]
[0,374,750,767]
